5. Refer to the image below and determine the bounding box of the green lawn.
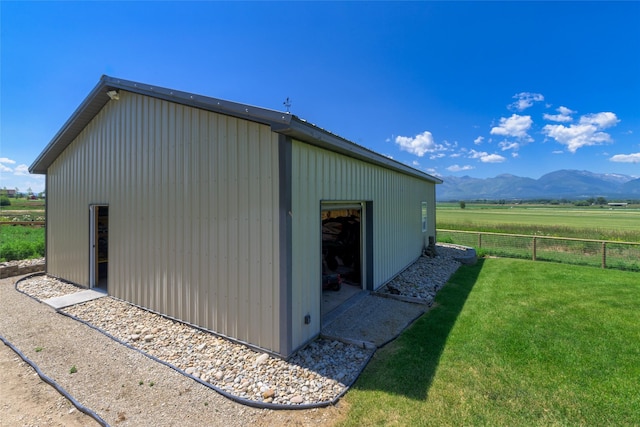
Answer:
[340,259,640,426]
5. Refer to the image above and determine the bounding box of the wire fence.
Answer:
[437,229,640,272]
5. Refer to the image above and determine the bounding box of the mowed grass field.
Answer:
[340,259,640,426]
[437,203,640,242]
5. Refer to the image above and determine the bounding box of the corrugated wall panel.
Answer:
[46,91,283,354]
[290,140,436,349]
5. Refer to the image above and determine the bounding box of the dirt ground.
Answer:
[0,274,350,427]
[0,343,100,427]
[0,336,350,427]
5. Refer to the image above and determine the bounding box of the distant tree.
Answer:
[0,196,10,206]
[459,201,466,209]
[596,197,607,205]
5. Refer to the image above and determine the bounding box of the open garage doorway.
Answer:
[321,202,370,320]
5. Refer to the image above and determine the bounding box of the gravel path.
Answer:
[1,244,467,425]
[0,275,347,426]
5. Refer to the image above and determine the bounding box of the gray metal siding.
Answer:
[290,140,436,348]
[46,91,283,353]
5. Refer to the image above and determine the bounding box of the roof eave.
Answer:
[272,117,443,184]
[30,75,443,185]
[29,76,114,174]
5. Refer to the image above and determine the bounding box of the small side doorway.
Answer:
[90,205,108,290]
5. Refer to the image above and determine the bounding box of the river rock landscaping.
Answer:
[16,244,466,407]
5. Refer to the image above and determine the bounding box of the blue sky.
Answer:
[2,1,639,194]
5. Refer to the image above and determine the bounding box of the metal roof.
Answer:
[30,75,442,184]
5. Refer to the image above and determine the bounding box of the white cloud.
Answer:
[394,131,449,157]
[429,153,446,160]
[0,164,12,173]
[509,92,544,111]
[447,164,474,172]
[14,164,30,176]
[412,160,420,167]
[468,149,487,159]
[542,111,619,153]
[0,157,16,165]
[552,150,564,154]
[580,112,619,128]
[511,152,519,158]
[499,141,520,151]
[543,113,572,123]
[557,106,574,115]
[543,105,575,123]
[474,136,484,145]
[481,154,506,163]
[490,114,533,142]
[610,153,640,163]
[468,150,506,163]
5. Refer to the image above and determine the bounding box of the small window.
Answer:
[421,202,427,232]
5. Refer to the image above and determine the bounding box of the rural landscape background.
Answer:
[4,165,639,426]
[2,181,640,265]
[438,169,640,201]
[2,1,639,424]
[2,188,639,425]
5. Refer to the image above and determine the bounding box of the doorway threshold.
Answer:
[322,289,368,329]
[43,289,107,310]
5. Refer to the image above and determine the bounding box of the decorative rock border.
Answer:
[438,243,477,265]
[11,244,468,409]
[0,258,45,279]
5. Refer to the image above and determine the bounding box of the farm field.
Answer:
[0,198,45,261]
[0,198,45,220]
[437,203,640,242]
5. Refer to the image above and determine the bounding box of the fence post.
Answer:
[532,236,537,261]
[601,242,606,269]
[478,233,482,249]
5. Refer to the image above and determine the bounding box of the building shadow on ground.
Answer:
[349,258,484,401]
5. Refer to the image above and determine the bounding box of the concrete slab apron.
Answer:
[43,289,107,310]
[321,294,426,348]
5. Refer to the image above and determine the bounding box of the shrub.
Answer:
[0,196,10,206]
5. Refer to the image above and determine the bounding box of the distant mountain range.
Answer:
[437,170,640,201]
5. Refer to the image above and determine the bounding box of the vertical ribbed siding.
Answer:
[290,140,434,348]
[46,91,282,354]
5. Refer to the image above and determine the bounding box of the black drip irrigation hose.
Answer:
[14,273,375,411]
[0,334,110,427]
